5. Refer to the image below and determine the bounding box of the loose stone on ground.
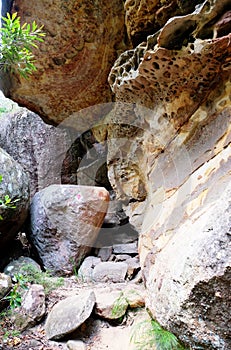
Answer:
[45,290,96,340]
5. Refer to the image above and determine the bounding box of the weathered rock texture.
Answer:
[124,0,201,45]
[0,148,29,261]
[45,290,96,340]
[107,0,231,230]
[8,0,126,124]
[30,185,109,275]
[106,0,231,348]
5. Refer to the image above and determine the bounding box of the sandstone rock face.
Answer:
[0,148,29,261]
[107,0,231,348]
[8,0,126,124]
[30,185,109,275]
[0,106,69,198]
[45,290,96,340]
[107,0,231,232]
[146,182,231,349]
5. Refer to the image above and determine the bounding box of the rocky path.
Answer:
[0,238,149,350]
[0,277,147,350]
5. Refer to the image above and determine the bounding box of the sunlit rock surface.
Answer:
[107,0,231,348]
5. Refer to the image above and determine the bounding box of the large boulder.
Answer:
[7,0,127,124]
[30,185,109,275]
[0,148,29,266]
[0,92,112,197]
[0,98,70,198]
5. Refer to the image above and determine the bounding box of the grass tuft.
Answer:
[130,319,188,350]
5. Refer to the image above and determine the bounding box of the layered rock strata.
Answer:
[107,0,231,348]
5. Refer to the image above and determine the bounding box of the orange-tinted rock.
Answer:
[8,0,126,124]
[107,1,231,226]
[107,1,231,348]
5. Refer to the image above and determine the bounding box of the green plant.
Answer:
[0,265,64,345]
[0,175,20,220]
[0,12,45,77]
[70,257,79,278]
[2,328,20,341]
[111,292,128,319]
[111,289,145,320]
[0,106,12,113]
[1,264,64,311]
[130,319,187,350]
[0,194,19,209]
[20,263,64,294]
[4,273,28,309]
